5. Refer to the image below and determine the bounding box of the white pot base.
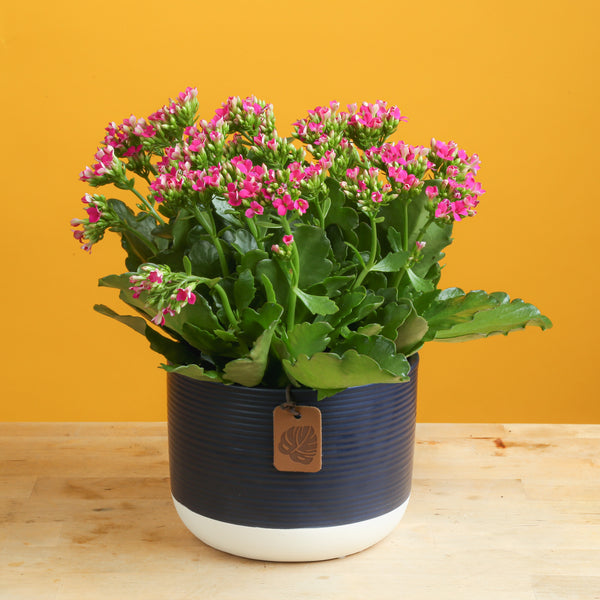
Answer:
[173,495,410,562]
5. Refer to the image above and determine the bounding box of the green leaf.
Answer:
[429,291,553,341]
[372,251,410,273]
[188,239,221,278]
[283,350,407,390]
[172,209,195,250]
[240,248,269,271]
[324,205,359,233]
[98,273,131,290]
[394,299,429,355]
[317,388,345,401]
[97,274,157,319]
[294,224,333,289]
[108,199,165,268]
[326,289,365,327]
[223,319,279,386]
[424,288,496,331]
[406,268,434,293]
[307,275,354,298]
[346,291,385,325]
[212,196,242,227]
[287,322,334,359]
[256,259,290,307]
[240,303,284,340]
[160,363,221,382]
[234,269,256,311]
[181,322,239,357]
[334,334,411,378]
[294,288,339,315]
[224,229,258,255]
[93,304,202,365]
[408,216,452,279]
[387,227,404,253]
[357,323,384,336]
[323,178,359,233]
[168,295,222,333]
[182,255,193,276]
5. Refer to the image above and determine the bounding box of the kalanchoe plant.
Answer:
[72,88,552,399]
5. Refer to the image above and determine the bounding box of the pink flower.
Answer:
[435,199,452,219]
[152,307,176,326]
[148,270,163,284]
[283,234,294,246]
[178,87,198,103]
[204,169,222,187]
[227,183,243,207]
[432,140,458,161]
[176,287,197,304]
[272,194,294,216]
[245,201,264,218]
[371,191,383,203]
[451,200,469,221]
[123,145,143,157]
[85,205,102,223]
[425,186,439,200]
[152,312,166,326]
[294,198,309,214]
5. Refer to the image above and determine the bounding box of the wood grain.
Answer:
[1,423,598,600]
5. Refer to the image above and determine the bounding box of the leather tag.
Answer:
[273,405,322,473]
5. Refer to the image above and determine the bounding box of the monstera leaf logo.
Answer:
[278,425,318,465]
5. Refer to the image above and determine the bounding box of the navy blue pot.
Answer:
[167,355,418,561]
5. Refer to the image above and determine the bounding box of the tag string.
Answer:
[282,385,301,418]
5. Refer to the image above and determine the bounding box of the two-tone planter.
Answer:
[167,355,418,562]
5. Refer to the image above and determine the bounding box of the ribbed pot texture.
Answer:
[167,355,419,531]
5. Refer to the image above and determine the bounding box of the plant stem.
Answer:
[281,217,300,330]
[403,200,409,252]
[129,186,165,225]
[246,216,261,250]
[122,224,160,257]
[392,214,435,289]
[212,283,238,330]
[352,214,378,289]
[312,193,326,229]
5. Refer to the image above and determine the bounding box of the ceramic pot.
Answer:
[167,355,418,562]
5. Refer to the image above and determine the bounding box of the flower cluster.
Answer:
[79,146,127,186]
[74,94,488,263]
[203,95,276,139]
[341,165,394,215]
[424,139,485,222]
[293,101,348,158]
[80,87,200,187]
[71,194,117,252]
[346,100,407,149]
[129,265,198,326]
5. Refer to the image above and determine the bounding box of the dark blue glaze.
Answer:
[168,355,418,528]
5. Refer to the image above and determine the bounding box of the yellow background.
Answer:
[1,0,598,422]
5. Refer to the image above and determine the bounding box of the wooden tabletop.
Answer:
[1,423,599,600]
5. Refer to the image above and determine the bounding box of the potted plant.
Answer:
[72,88,551,561]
